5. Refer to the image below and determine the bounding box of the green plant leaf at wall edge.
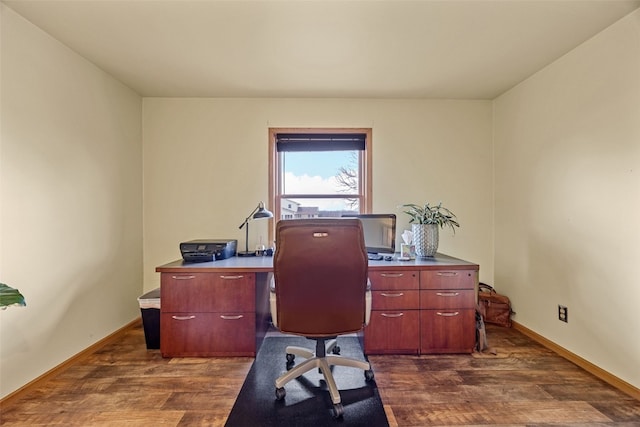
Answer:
[0,283,26,309]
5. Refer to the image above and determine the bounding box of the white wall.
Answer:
[0,5,143,398]
[142,98,494,291]
[493,10,640,388]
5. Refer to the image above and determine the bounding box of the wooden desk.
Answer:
[156,253,479,357]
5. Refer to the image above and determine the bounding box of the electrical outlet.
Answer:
[558,305,568,323]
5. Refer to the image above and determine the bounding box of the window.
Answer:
[269,128,372,239]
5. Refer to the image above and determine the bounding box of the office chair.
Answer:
[269,218,374,418]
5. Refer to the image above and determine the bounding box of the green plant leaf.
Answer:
[0,283,26,309]
[399,201,460,231]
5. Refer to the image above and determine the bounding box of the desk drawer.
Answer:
[365,310,419,354]
[420,270,476,290]
[369,271,419,291]
[161,272,255,312]
[161,312,255,357]
[420,289,476,310]
[420,308,475,354]
[372,290,419,310]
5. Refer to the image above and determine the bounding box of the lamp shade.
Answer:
[253,201,273,220]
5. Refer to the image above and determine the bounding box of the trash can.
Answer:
[138,288,160,349]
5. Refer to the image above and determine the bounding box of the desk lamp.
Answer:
[238,201,273,256]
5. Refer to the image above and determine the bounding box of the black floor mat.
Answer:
[224,336,389,427]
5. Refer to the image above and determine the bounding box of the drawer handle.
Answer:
[436,311,460,317]
[381,292,404,297]
[172,275,196,280]
[380,273,404,278]
[172,315,196,320]
[220,315,244,320]
[436,292,460,297]
[220,275,244,280]
[381,312,404,318]
[436,272,458,277]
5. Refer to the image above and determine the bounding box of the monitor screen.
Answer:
[343,214,396,254]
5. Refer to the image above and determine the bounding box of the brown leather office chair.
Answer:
[270,218,374,418]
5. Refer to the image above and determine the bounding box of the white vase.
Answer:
[412,223,439,258]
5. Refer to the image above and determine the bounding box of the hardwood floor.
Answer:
[370,325,640,426]
[1,322,639,426]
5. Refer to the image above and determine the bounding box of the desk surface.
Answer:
[156,252,478,273]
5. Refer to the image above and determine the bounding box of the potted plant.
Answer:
[0,283,26,309]
[400,202,460,258]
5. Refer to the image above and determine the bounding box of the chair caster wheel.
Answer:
[332,403,344,418]
[285,353,295,370]
[364,369,375,381]
[332,345,341,355]
[275,387,286,401]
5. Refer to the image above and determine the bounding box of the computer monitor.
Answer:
[343,214,396,254]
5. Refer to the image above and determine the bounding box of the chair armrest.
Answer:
[365,278,372,326]
[269,274,278,328]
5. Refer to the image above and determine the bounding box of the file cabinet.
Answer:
[419,270,477,353]
[364,267,477,355]
[364,271,420,354]
[160,272,256,357]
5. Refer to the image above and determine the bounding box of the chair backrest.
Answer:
[273,218,369,337]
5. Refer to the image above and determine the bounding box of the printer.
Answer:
[180,239,237,263]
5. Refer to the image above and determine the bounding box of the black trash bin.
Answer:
[138,288,160,349]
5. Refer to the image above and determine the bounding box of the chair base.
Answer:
[274,338,374,410]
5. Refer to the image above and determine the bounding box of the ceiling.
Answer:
[3,0,639,99]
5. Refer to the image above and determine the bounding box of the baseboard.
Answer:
[512,321,640,401]
[0,318,142,407]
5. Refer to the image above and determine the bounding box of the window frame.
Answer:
[268,127,372,242]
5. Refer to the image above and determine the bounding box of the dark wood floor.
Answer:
[1,323,639,426]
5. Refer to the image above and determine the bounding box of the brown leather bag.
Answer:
[478,283,514,328]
